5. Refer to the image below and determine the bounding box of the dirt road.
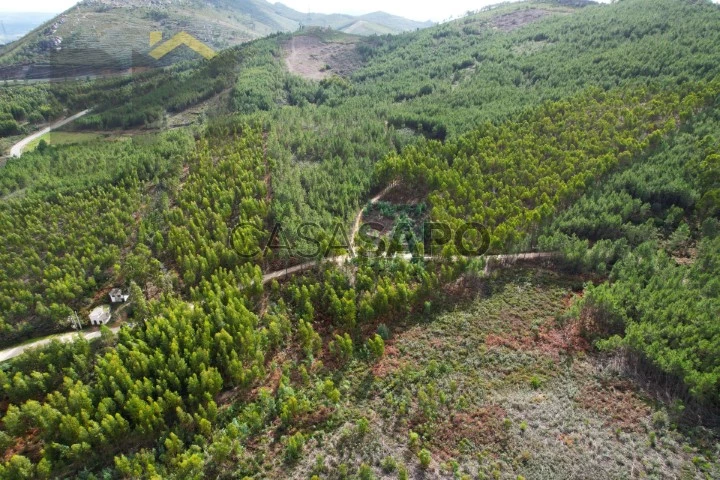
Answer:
[0,326,120,363]
[349,182,398,249]
[9,109,91,158]
[259,252,557,285]
[0,180,555,363]
[259,182,557,284]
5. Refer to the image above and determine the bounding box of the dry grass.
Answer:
[223,269,720,479]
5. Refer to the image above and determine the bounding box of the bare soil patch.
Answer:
[360,210,396,236]
[284,35,363,81]
[491,9,552,32]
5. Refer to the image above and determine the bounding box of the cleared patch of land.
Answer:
[166,87,234,129]
[491,8,553,32]
[253,269,720,479]
[284,34,363,81]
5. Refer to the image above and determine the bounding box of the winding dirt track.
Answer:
[350,182,398,248]
[0,182,556,363]
[260,182,556,284]
[0,327,120,363]
[262,182,399,284]
[9,109,91,158]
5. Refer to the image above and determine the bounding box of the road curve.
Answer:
[350,181,398,249]
[0,175,555,364]
[0,254,554,363]
[260,252,558,285]
[0,326,120,363]
[261,182,399,285]
[259,180,556,285]
[9,109,91,158]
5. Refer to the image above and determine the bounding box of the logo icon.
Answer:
[148,32,216,60]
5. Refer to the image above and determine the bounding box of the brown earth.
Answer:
[491,9,553,32]
[284,35,363,81]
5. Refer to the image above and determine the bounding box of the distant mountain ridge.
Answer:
[0,0,433,80]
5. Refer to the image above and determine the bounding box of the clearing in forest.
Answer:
[284,34,363,81]
[491,8,554,31]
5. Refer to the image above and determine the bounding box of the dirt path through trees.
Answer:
[9,109,91,157]
[0,326,119,363]
[0,180,556,363]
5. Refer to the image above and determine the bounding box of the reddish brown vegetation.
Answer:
[485,318,590,362]
[432,405,508,457]
[491,9,553,32]
[2,428,42,463]
[578,379,651,433]
[294,406,334,430]
[371,343,405,378]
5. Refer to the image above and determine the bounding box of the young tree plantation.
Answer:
[0,0,719,478]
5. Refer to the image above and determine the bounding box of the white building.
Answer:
[109,288,130,303]
[89,305,111,326]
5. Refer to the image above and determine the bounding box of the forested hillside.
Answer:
[376,80,719,252]
[0,133,193,347]
[0,0,431,77]
[539,102,720,403]
[1,0,720,478]
[76,0,720,249]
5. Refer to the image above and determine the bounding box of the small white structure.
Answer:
[67,311,83,330]
[109,288,130,303]
[89,305,111,326]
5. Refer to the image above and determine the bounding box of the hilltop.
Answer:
[0,0,433,80]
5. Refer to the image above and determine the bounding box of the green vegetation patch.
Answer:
[24,132,105,152]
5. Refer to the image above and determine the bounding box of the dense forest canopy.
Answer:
[1,0,720,478]
[540,101,720,402]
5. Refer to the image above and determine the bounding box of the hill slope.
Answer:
[1,1,720,478]
[0,0,432,80]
